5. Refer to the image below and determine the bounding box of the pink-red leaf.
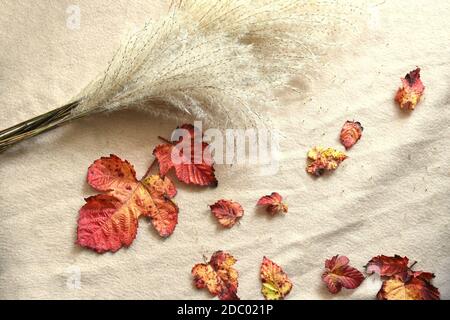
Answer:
[340,121,363,150]
[210,200,244,228]
[322,255,365,294]
[153,124,217,187]
[257,192,288,215]
[395,68,425,110]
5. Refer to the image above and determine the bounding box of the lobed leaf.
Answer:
[77,155,179,253]
[257,192,288,215]
[210,200,244,228]
[260,257,293,300]
[153,124,217,187]
[322,255,364,294]
[192,251,239,300]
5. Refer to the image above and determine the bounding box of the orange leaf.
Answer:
[77,155,178,253]
[260,257,293,300]
[322,255,364,294]
[210,200,244,228]
[366,255,409,277]
[153,124,218,187]
[377,270,440,300]
[192,251,239,300]
[395,68,425,110]
[340,121,363,150]
[257,192,288,215]
[307,147,347,176]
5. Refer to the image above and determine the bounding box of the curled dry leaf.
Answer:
[257,192,288,215]
[322,255,365,294]
[366,255,409,277]
[395,68,425,110]
[153,124,218,187]
[307,147,347,176]
[366,254,440,300]
[210,200,244,228]
[192,251,239,300]
[340,121,363,150]
[260,257,293,300]
[377,271,440,300]
[77,155,178,253]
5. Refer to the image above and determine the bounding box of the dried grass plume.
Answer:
[0,0,366,152]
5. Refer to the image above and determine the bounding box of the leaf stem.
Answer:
[143,158,158,179]
[157,136,173,145]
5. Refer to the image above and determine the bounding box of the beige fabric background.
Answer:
[0,0,449,300]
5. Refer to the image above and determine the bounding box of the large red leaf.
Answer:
[77,155,178,253]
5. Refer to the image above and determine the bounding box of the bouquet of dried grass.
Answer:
[0,0,364,153]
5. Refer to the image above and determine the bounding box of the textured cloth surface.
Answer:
[0,0,449,299]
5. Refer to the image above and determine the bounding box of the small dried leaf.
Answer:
[77,155,178,253]
[192,251,239,300]
[153,124,218,187]
[210,200,244,228]
[395,68,425,110]
[257,192,288,215]
[340,121,363,150]
[377,271,440,300]
[322,255,365,294]
[307,147,347,176]
[366,255,409,277]
[260,257,293,300]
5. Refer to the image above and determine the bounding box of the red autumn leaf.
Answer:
[322,255,365,294]
[257,192,288,215]
[260,257,293,300]
[377,270,440,300]
[365,255,410,277]
[210,200,244,228]
[153,124,218,187]
[340,121,363,150]
[306,147,347,176]
[77,155,179,253]
[192,251,239,300]
[395,68,425,110]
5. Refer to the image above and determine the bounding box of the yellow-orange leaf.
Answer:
[192,251,239,300]
[395,68,425,110]
[307,147,347,176]
[377,271,440,300]
[260,257,293,300]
